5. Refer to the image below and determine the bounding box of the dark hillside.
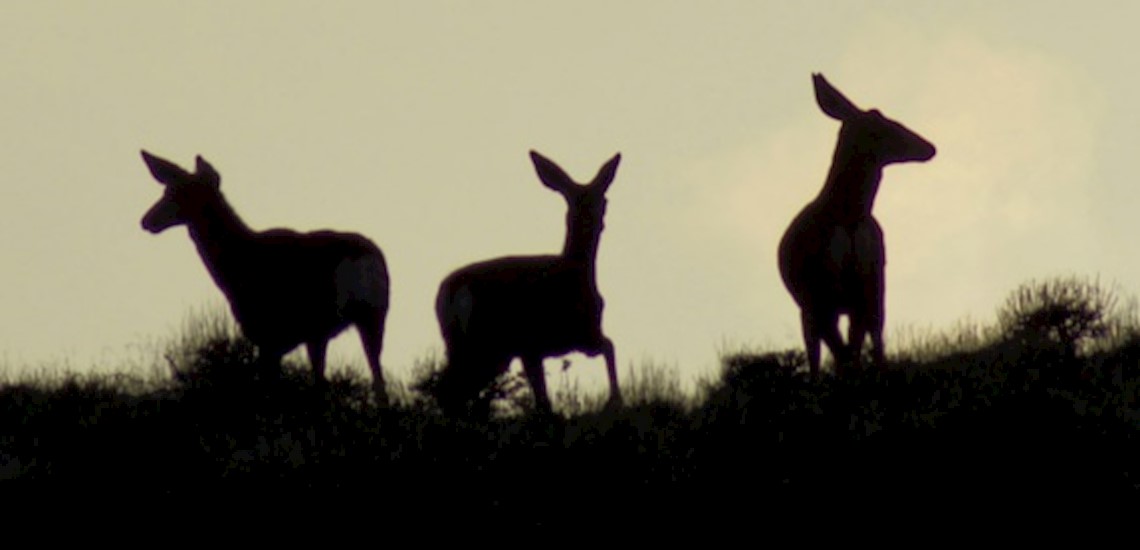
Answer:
[1,277,1136,520]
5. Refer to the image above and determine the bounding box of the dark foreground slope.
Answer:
[1,341,1136,520]
[1,279,1137,520]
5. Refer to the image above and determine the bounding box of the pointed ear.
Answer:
[530,150,575,194]
[140,150,188,185]
[195,155,221,189]
[813,73,862,121]
[590,152,621,192]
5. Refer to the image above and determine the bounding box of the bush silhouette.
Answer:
[997,275,1118,359]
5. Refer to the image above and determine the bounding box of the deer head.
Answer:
[140,150,223,233]
[813,73,936,166]
[530,150,621,263]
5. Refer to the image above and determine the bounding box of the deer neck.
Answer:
[186,193,256,290]
[561,220,602,283]
[816,138,883,224]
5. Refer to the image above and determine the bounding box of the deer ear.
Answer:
[140,150,188,186]
[591,153,621,192]
[530,150,575,194]
[813,73,862,121]
[195,155,221,189]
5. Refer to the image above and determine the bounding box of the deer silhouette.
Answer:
[433,150,623,416]
[777,74,936,377]
[139,150,391,404]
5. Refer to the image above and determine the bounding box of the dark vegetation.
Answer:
[1,276,1137,519]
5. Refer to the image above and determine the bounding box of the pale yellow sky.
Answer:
[1,2,1137,392]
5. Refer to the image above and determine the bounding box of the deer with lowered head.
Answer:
[778,73,936,377]
[139,150,391,404]
[434,150,623,416]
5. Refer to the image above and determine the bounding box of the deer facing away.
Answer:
[139,151,391,404]
[434,150,623,416]
[777,73,936,377]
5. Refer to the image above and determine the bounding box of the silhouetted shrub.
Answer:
[997,275,1118,360]
[160,306,256,382]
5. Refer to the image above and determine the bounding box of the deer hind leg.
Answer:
[356,315,389,407]
[846,314,869,373]
[868,307,886,373]
[863,269,887,373]
[800,310,822,376]
[521,355,553,416]
[437,346,482,416]
[435,353,466,417]
[305,338,330,388]
[601,337,623,409]
[438,349,503,418]
[810,308,848,378]
[255,343,287,382]
[802,309,847,377]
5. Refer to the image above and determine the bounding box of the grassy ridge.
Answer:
[1,277,1137,519]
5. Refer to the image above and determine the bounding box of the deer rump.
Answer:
[214,228,388,352]
[435,255,606,396]
[778,206,885,317]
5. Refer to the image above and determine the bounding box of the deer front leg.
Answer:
[601,337,623,409]
[521,356,553,416]
[357,317,389,407]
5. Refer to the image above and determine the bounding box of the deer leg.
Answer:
[800,310,822,376]
[815,310,848,378]
[356,317,389,407]
[867,266,888,373]
[255,345,286,382]
[521,356,553,416]
[868,309,887,373]
[436,351,466,416]
[804,309,846,377]
[847,314,869,373]
[306,338,329,388]
[440,349,503,418]
[601,337,623,409]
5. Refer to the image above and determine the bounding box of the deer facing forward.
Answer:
[434,150,623,416]
[777,74,936,377]
[140,151,391,404]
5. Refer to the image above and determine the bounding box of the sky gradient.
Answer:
[2,2,1137,393]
